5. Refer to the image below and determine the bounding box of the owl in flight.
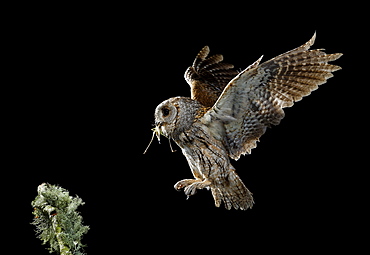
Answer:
[146,33,342,210]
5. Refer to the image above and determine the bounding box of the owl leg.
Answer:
[184,179,211,196]
[175,179,211,197]
[174,179,198,191]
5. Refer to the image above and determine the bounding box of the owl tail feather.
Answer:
[211,170,254,210]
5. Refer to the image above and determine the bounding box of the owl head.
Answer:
[153,96,202,140]
[143,96,203,154]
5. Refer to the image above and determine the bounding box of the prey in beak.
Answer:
[143,125,176,154]
[152,125,162,144]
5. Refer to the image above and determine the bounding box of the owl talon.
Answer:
[184,184,198,196]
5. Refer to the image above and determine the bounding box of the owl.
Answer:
[145,33,342,210]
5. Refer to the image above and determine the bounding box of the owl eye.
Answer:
[161,107,170,117]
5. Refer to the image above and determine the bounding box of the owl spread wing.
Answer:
[185,46,239,107]
[203,33,343,160]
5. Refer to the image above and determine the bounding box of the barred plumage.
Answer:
[214,32,342,159]
[148,33,342,210]
[185,45,239,107]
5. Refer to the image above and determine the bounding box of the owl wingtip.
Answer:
[306,31,316,48]
[258,55,264,62]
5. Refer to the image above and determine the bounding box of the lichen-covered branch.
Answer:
[31,183,89,255]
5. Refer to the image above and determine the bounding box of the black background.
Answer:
[9,3,363,254]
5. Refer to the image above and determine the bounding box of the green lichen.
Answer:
[31,183,89,255]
